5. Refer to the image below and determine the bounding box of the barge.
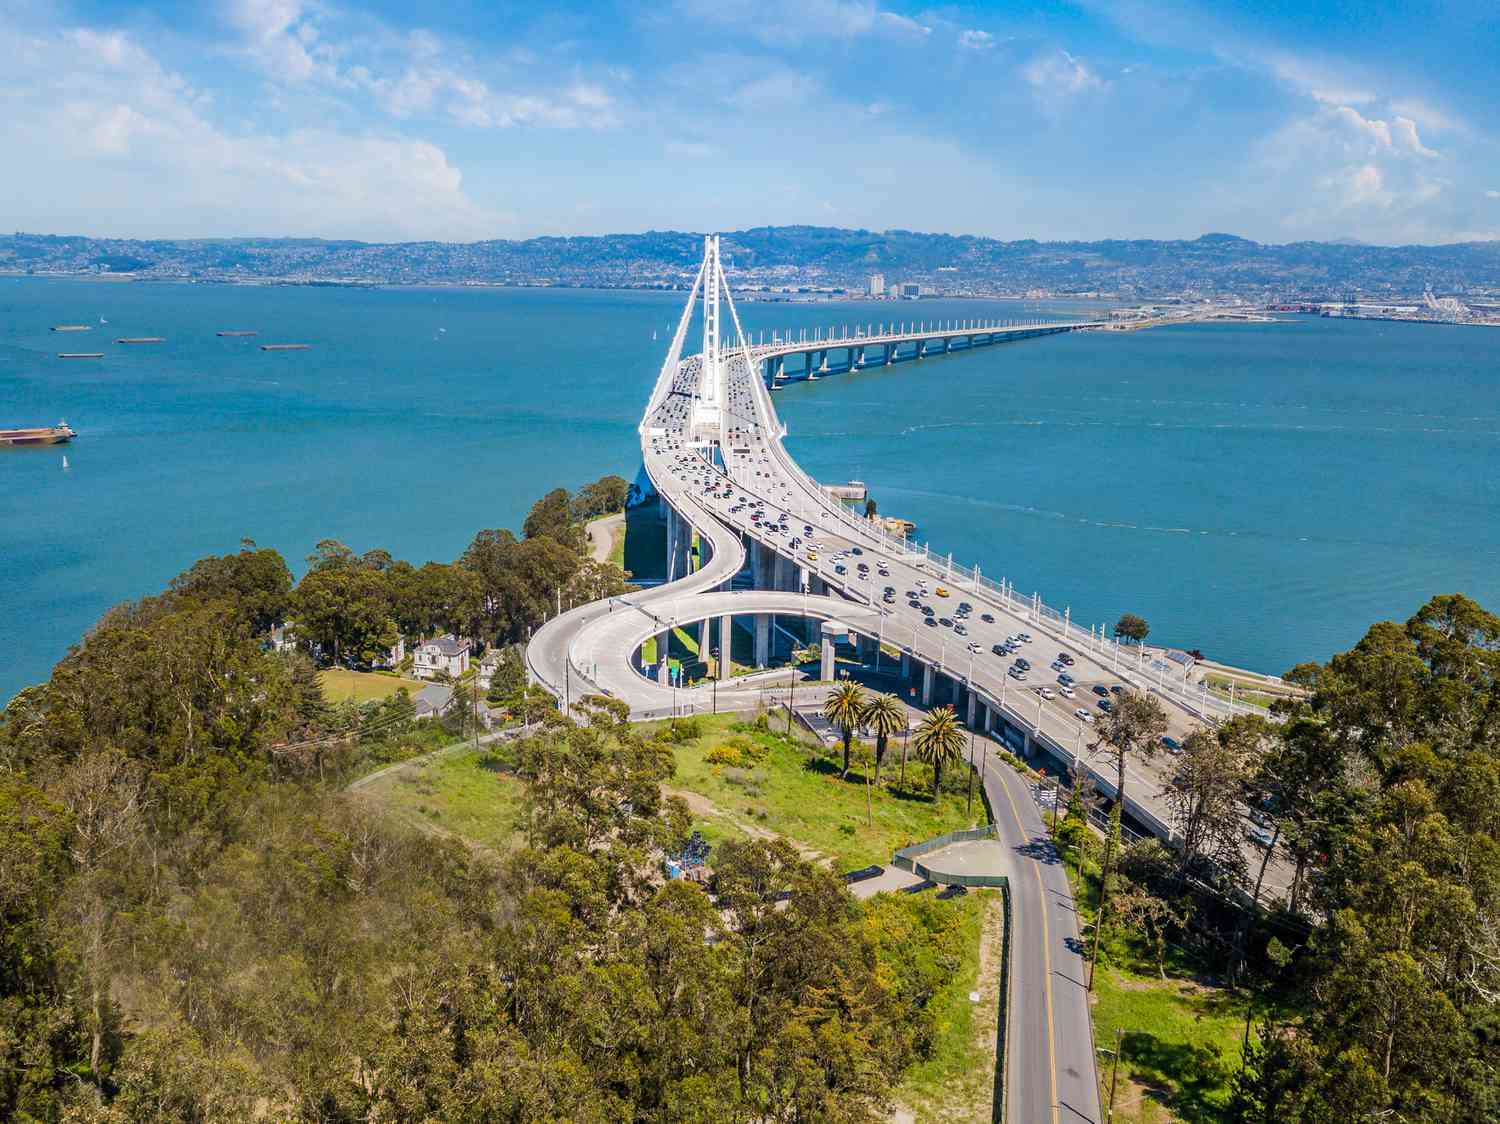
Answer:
[2,423,76,447]
[116,337,164,344]
[57,352,104,359]
[260,343,310,351]
[217,330,258,337]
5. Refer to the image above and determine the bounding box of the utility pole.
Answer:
[965,725,976,815]
[1106,1026,1124,1122]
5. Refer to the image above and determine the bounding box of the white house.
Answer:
[413,634,471,680]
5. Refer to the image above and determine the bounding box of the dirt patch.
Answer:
[664,783,827,864]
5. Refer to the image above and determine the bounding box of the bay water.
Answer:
[3,276,1496,701]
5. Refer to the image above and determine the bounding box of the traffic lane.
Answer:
[984,754,1103,1124]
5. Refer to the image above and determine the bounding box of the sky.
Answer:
[2,0,1498,245]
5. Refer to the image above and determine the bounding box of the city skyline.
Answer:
[3,1,1498,246]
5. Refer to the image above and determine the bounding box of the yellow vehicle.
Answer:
[935,586,950,597]
[806,551,818,561]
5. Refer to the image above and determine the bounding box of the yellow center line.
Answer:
[993,763,1060,1124]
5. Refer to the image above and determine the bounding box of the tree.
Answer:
[1093,689,1168,813]
[1113,878,1189,979]
[486,645,527,705]
[822,681,868,778]
[292,565,397,665]
[1161,722,1257,892]
[571,474,630,520]
[861,693,906,786]
[523,487,584,551]
[167,545,292,635]
[1113,612,1150,644]
[864,497,877,518]
[912,706,965,799]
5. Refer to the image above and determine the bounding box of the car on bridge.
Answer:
[935,586,950,597]
[1075,708,1094,723]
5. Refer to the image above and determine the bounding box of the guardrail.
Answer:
[892,824,1011,888]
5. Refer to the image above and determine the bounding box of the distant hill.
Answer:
[4,226,1498,297]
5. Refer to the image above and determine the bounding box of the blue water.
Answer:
[3,277,1497,700]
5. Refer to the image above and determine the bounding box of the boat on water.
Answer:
[116,337,165,344]
[51,324,91,333]
[1,422,76,447]
[57,352,104,359]
[216,330,258,337]
[260,343,310,351]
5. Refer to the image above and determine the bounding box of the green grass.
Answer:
[643,713,983,870]
[319,667,427,703]
[1057,829,1246,1123]
[1092,967,1245,1123]
[897,891,1000,1123]
[607,521,625,568]
[358,745,525,852]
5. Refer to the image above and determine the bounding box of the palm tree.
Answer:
[912,706,966,800]
[822,680,867,777]
[861,693,906,787]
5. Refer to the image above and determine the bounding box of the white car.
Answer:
[1059,686,1076,699]
[1039,687,1056,700]
[1074,708,1094,723]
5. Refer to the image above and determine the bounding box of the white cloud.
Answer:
[958,29,995,51]
[0,19,504,239]
[1487,190,1500,199]
[1023,50,1104,107]
[877,11,931,38]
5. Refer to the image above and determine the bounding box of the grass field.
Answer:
[1092,966,1245,1123]
[1060,835,1246,1122]
[319,667,428,703]
[357,745,525,852]
[648,713,984,870]
[897,891,1002,1123]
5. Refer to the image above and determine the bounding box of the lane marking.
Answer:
[993,763,1060,1124]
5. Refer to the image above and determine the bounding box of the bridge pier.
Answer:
[754,613,769,668]
[900,650,911,679]
[884,343,894,365]
[820,634,835,681]
[718,614,733,680]
[774,551,791,592]
[966,690,977,727]
[922,663,934,706]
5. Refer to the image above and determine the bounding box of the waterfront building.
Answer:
[868,273,885,297]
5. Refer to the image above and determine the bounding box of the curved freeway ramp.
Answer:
[527,236,1105,1123]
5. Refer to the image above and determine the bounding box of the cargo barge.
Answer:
[116,337,164,344]
[260,343,310,351]
[217,330,258,337]
[51,325,92,332]
[1,423,76,447]
[57,352,104,359]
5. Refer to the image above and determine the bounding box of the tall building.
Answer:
[867,273,885,297]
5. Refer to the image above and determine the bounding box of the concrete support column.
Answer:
[884,343,894,365]
[922,663,934,706]
[952,676,962,705]
[698,619,709,656]
[966,691,977,727]
[718,615,733,680]
[944,337,952,353]
[820,636,835,681]
[901,650,911,678]
[796,564,808,591]
[656,630,670,685]
[774,552,791,592]
[754,613,770,668]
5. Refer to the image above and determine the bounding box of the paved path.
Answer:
[586,511,624,564]
[984,757,1102,1124]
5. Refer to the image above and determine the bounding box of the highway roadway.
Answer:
[525,244,1277,1122]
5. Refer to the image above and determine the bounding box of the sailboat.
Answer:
[652,328,658,341]
[62,455,70,470]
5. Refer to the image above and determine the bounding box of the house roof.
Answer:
[423,634,470,657]
[414,684,454,714]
